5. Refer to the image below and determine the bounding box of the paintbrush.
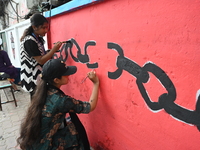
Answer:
[53,41,71,44]
[81,69,95,84]
[80,76,88,84]
[53,41,66,44]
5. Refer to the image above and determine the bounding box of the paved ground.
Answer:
[0,86,95,150]
[0,86,30,150]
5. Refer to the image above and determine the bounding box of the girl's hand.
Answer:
[52,41,62,52]
[88,70,99,112]
[87,70,99,84]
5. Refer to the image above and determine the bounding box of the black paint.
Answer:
[53,38,98,68]
[53,39,200,131]
[107,42,200,131]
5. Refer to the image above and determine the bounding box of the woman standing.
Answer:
[20,13,62,96]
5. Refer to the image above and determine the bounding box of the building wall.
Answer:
[44,0,200,149]
[0,19,48,68]
[0,0,30,30]
[0,20,30,67]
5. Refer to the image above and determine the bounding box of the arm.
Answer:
[33,42,63,65]
[3,51,12,67]
[87,70,100,112]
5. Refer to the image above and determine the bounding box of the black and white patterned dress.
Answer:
[20,34,46,92]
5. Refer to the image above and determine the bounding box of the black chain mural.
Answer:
[53,39,98,68]
[53,38,200,131]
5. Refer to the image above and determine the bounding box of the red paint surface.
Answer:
[47,0,200,149]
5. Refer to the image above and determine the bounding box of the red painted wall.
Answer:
[47,0,200,149]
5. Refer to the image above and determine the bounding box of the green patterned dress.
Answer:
[28,85,91,150]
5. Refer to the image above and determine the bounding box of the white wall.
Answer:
[0,19,48,68]
[1,0,30,29]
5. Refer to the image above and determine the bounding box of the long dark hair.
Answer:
[20,13,48,42]
[17,76,61,149]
